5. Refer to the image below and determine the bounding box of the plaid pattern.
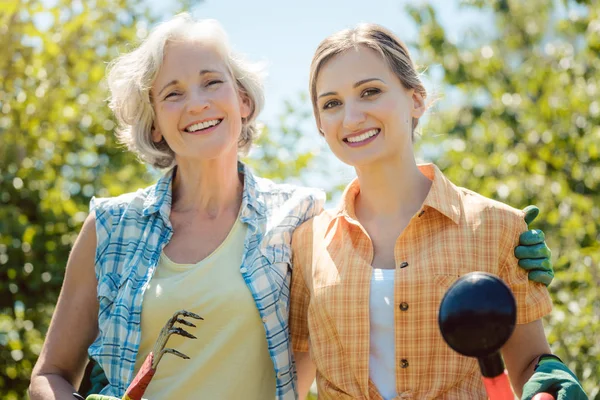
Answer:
[89,162,325,399]
[289,163,552,400]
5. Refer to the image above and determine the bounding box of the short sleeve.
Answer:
[498,210,553,325]
[289,220,314,352]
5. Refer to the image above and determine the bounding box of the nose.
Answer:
[342,101,366,131]
[186,88,210,114]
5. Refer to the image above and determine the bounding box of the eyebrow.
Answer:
[158,69,221,97]
[317,78,384,99]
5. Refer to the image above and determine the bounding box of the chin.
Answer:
[340,152,386,168]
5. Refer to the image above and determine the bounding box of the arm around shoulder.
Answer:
[29,213,100,399]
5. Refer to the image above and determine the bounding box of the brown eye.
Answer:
[323,99,341,110]
[361,88,381,97]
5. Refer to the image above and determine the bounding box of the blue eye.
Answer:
[164,92,179,99]
[207,80,223,87]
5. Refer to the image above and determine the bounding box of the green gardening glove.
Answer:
[521,358,588,400]
[514,205,554,286]
[87,359,109,396]
[85,396,120,400]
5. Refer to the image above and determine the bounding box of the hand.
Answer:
[514,205,554,286]
[85,396,120,400]
[522,360,588,400]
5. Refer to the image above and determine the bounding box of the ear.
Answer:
[239,92,252,120]
[151,124,162,143]
[411,90,426,119]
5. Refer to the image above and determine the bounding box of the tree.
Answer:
[408,0,599,396]
[0,2,322,398]
[0,1,186,397]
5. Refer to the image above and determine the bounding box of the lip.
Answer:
[182,117,224,132]
[343,128,381,147]
[343,128,380,141]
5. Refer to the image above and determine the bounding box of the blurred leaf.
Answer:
[410,0,599,396]
[0,0,195,397]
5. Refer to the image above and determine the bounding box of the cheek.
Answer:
[318,113,341,138]
[373,97,408,125]
[158,102,182,116]
[217,85,243,114]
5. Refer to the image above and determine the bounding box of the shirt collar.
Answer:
[142,168,174,222]
[333,163,461,225]
[142,161,266,226]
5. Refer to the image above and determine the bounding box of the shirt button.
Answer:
[262,316,268,322]
[240,267,248,274]
[399,302,409,311]
[400,359,409,368]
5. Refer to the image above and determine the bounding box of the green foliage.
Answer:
[0,1,173,397]
[244,94,319,182]
[409,0,600,396]
[0,2,321,398]
[244,92,344,201]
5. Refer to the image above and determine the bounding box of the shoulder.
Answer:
[457,186,526,234]
[90,184,155,218]
[292,207,337,242]
[254,175,325,204]
[248,171,326,223]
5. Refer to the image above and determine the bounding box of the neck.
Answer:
[171,152,243,218]
[354,153,432,219]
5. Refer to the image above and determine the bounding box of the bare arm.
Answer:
[294,350,316,400]
[501,319,552,398]
[28,214,100,399]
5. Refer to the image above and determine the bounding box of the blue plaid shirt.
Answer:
[89,163,325,399]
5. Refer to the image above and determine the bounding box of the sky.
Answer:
[36,0,492,195]
[152,0,490,128]
[143,0,493,196]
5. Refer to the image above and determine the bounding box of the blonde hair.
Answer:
[107,13,265,168]
[309,23,427,136]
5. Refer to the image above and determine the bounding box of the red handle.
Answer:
[532,394,555,400]
[482,371,514,400]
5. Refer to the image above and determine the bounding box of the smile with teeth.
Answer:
[184,119,223,132]
[345,128,380,143]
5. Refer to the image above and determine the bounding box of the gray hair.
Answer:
[107,13,265,168]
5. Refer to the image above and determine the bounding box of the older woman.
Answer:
[28,14,323,400]
[29,14,553,400]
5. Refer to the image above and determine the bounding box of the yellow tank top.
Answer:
[133,218,276,399]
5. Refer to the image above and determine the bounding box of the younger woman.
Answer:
[290,24,586,400]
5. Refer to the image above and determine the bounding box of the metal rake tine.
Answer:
[160,347,190,360]
[176,318,197,328]
[169,326,197,340]
[177,310,203,320]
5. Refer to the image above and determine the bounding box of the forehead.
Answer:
[155,40,229,82]
[316,46,391,93]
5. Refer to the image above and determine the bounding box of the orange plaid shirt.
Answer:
[289,163,552,400]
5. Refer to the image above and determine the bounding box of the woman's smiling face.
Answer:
[315,46,424,168]
[151,40,250,163]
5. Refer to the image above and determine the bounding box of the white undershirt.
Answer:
[369,268,397,400]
